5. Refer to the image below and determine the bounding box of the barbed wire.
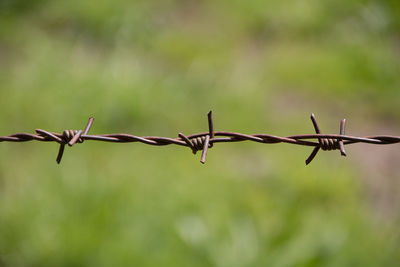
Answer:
[0,111,399,165]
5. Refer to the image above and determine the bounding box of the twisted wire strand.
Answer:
[0,112,399,165]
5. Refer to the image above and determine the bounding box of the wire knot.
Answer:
[305,113,347,165]
[62,130,84,144]
[191,136,211,153]
[34,118,95,164]
[319,137,341,151]
[179,111,215,164]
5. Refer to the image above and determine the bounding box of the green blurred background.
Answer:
[1,0,400,266]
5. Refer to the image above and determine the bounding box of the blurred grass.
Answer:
[1,0,400,266]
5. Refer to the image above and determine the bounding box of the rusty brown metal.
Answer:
[0,111,399,165]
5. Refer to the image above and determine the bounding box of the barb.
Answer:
[0,111,399,165]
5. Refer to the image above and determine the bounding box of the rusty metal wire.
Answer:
[0,111,399,165]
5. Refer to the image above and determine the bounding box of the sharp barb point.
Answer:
[200,135,210,164]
